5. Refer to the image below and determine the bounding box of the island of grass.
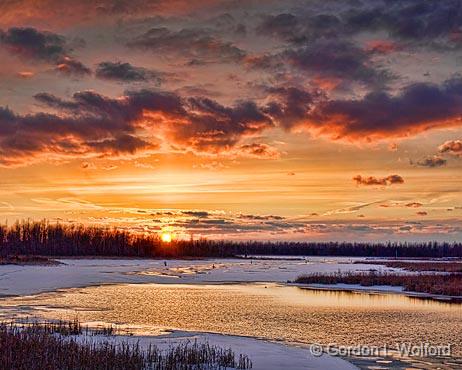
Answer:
[292,271,462,297]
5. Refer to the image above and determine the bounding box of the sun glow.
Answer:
[161,232,173,243]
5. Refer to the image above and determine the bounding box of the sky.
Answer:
[0,0,461,241]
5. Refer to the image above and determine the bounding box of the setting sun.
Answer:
[161,233,172,243]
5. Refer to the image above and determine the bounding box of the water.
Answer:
[2,282,461,358]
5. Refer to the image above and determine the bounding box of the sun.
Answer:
[161,232,172,243]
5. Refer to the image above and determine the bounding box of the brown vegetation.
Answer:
[358,260,462,273]
[293,271,462,296]
[0,320,252,370]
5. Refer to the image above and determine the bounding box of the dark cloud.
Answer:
[55,57,91,77]
[181,211,210,218]
[257,1,462,50]
[256,12,346,45]
[353,175,404,186]
[0,27,67,62]
[413,155,447,168]
[256,13,304,43]
[263,86,322,129]
[238,214,285,220]
[239,143,281,159]
[128,27,246,63]
[95,61,164,83]
[128,27,246,64]
[3,73,462,167]
[439,139,462,157]
[247,37,394,88]
[297,77,462,141]
[344,0,462,49]
[0,27,90,78]
[0,88,274,166]
[168,97,273,152]
[0,89,181,165]
[85,134,155,155]
[286,39,393,87]
[208,13,247,36]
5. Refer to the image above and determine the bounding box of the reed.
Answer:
[357,260,462,273]
[0,320,252,370]
[293,271,462,296]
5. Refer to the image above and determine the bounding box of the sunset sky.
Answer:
[0,0,461,241]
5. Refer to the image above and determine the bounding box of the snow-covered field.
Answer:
[0,256,401,296]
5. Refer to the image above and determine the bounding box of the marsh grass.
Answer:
[357,260,462,273]
[0,320,252,370]
[293,271,462,296]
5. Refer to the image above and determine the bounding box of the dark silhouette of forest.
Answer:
[0,220,461,258]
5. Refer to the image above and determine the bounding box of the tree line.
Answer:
[0,220,461,258]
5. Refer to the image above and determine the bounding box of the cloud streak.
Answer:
[95,61,164,83]
[353,175,404,186]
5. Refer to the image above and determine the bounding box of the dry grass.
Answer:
[293,271,462,296]
[359,260,462,273]
[0,320,252,370]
